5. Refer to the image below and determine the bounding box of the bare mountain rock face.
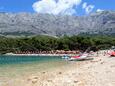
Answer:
[0,11,115,37]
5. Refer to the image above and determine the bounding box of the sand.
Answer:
[1,50,115,86]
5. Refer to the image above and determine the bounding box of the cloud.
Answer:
[32,0,82,15]
[97,9,104,12]
[82,2,94,14]
[82,2,87,9]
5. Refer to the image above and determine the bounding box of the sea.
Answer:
[0,55,69,78]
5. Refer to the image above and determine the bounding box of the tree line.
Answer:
[0,35,114,54]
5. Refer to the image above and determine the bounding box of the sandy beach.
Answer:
[1,50,115,86]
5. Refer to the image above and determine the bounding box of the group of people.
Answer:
[96,50,115,56]
[14,50,80,54]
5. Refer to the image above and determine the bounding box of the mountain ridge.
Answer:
[0,11,115,37]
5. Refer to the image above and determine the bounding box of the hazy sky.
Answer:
[0,0,115,15]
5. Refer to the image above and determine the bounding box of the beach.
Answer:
[1,50,115,86]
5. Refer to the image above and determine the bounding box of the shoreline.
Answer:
[0,50,115,86]
[4,53,77,56]
[4,50,112,56]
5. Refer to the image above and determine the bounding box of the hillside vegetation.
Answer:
[0,35,114,54]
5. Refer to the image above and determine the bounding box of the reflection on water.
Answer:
[0,56,68,77]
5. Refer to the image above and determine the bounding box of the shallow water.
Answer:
[0,55,69,78]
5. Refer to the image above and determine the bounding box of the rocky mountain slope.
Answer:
[0,11,115,37]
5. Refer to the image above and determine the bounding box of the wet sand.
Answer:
[1,50,115,86]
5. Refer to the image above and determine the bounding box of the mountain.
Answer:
[0,11,115,37]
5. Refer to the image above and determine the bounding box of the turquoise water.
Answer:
[0,55,62,64]
[0,55,68,78]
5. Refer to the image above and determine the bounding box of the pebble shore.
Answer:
[1,50,115,86]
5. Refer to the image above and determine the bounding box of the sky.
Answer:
[0,0,115,15]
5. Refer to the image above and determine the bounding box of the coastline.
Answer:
[4,50,111,56]
[1,50,115,86]
[4,53,76,56]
